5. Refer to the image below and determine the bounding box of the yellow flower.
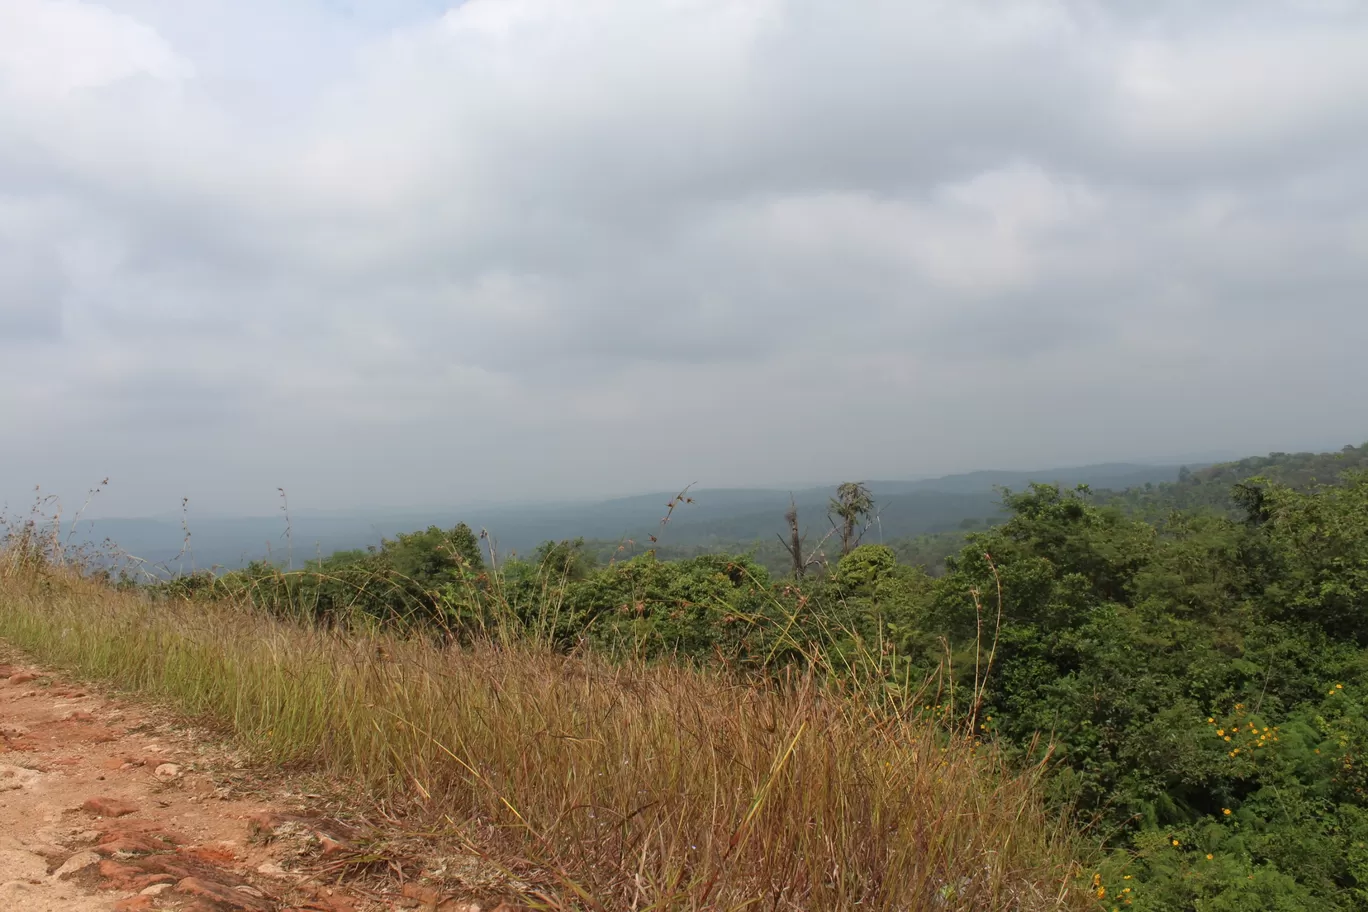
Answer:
[1223,808,1232,815]
[1123,875,1132,880]
[1207,717,1215,723]
[1224,736,1231,741]
[1206,853,1214,860]
[1172,839,1180,846]
[1337,683,1344,689]
[1217,729,1225,736]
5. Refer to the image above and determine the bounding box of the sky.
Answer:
[2,0,1366,518]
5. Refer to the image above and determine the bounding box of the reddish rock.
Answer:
[112,897,156,912]
[402,882,442,905]
[99,858,148,890]
[7,672,38,685]
[294,892,358,912]
[246,811,295,838]
[83,796,138,818]
[180,843,239,865]
[318,834,348,857]
[174,876,274,912]
[96,831,173,855]
[131,872,178,891]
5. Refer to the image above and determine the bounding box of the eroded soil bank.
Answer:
[0,656,522,912]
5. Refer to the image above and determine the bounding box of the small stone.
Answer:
[154,763,183,782]
[6,672,37,685]
[319,835,348,857]
[82,796,138,818]
[141,883,173,895]
[62,710,95,722]
[255,861,286,876]
[52,850,102,879]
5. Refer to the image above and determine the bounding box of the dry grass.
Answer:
[0,547,1094,911]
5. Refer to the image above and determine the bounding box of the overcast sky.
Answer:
[2,0,1366,518]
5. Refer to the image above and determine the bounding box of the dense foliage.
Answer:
[149,445,1368,910]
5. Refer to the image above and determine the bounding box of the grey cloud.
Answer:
[3,0,1368,514]
[0,249,63,342]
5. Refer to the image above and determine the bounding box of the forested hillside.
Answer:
[1099,444,1368,517]
[121,441,1368,908]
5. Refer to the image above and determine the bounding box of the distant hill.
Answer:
[59,462,1188,574]
[1099,443,1368,517]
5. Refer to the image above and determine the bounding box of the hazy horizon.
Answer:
[6,439,1356,522]
[4,2,1367,519]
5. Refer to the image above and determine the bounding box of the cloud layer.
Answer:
[3,0,1366,516]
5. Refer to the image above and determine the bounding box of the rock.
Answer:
[113,897,156,912]
[0,764,40,792]
[6,672,37,685]
[175,876,274,912]
[52,850,102,879]
[141,882,173,895]
[255,861,287,876]
[82,797,138,818]
[62,710,95,722]
[95,831,174,855]
[97,858,146,890]
[402,882,441,906]
[154,763,183,782]
[304,893,358,912]
[318,834,348,857]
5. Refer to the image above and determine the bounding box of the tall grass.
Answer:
[0,546,1093,911]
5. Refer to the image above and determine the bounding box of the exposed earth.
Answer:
[0,655,518,912]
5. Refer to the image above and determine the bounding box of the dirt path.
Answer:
[0,658,497,912]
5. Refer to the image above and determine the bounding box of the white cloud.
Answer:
[0,0,190,100]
